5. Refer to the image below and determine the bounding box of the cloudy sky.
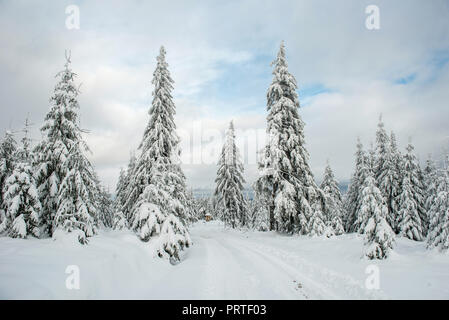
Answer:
[1,0,449,192]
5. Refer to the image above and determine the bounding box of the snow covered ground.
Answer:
[0,221,448,299]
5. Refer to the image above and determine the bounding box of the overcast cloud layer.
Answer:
[1,0,449,192]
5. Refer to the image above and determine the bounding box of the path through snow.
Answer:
[1,221,448,299]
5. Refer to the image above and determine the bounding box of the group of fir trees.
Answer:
[214,42,344,238]
[345,116,449,258]
[0,55,112,243]
[212,42,448,260]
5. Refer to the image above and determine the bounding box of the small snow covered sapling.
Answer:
[112,210,128,230]
[3,162,41,239]
[320,162,345,236]
[427,163,449,251]
[361,173,395,260]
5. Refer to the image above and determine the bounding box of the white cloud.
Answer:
[0,0,448,191]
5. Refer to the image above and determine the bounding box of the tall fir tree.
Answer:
[396,142,426,239]
[374,116,400,232]
[397,142,425,241]
[34,54,98,242]
[0,131,18,215]
[128,46,191,261]
[255,41,322,234]
[320,162,344,235]
[345,138,366,232]
[214,121,247,229]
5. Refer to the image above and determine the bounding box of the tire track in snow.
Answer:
[229,236,387,299]
[216,235,310,299]
[220,236,339,299]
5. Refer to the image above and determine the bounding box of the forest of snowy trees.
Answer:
[0,43,448,261]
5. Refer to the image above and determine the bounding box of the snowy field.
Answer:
[0,221,448,300]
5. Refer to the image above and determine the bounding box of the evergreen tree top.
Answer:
[39,54,87,154]
[0,130,17,158]
[267,41,299,112]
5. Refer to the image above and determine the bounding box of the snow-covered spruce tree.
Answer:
[307,191,328,237]
[361,170,395,259]
[184,189,198,224]
[374,116,400,233]
[248,187,270,231]
[416,159,429,236]
[114,167,127,210]
[397,174,423,241]
[1,125,41,238]
[245,196,257,230]
[353,157,375,233]
[397,142,426,237]
[121,152,137,222]
[112,210,128,230]
[397,142,425,241]
[255,41,322,234]
[0,131,18,215]
[112,168,129,230]
[96,184,114,229]
[214,121,247,229]
[129,46,191,261]
[35,55,99,243]
[34,55,89,236]
[427,159,449,251]
[320,162,344,235]
[54,139,98,244]
[344,138,366,232]
[423,155,438,214]
[390,132,403,219]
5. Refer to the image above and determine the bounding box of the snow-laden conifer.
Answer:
[423,155,438,216]
[427,156,449,251]
[353,158,375,233]
[307,191,328,237]
[255,41,321,234]
[96,184,114,229]
[54,140,98,244]
[390,132,403,220]
[214,121,246,229]
[112,210,128,230]
[397,142,425,241]
[2,125,41,238]
[320,162,344,235]
[128,46,191,261]
[3,163,41,238]
[121,153,137,222]
[374,116,400,232]
[344,138,365,232]
[0,131,18,214]
[35,54,99,243]
[34,54,97,236]
[361,171,395,259]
